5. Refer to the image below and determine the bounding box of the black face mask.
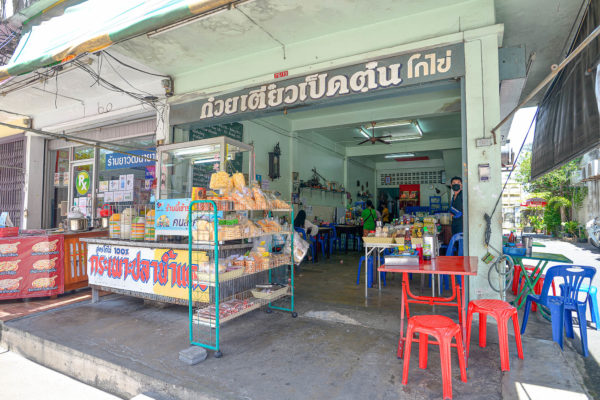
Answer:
[452,184,461,191]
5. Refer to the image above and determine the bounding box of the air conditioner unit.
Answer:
[587,160,600,180]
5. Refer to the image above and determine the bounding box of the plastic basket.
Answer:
[503,246,526,256]
[362,237,394,244]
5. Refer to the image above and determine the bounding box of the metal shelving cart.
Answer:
[187,201,296,357]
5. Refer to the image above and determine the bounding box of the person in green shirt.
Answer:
[361,200,377,232]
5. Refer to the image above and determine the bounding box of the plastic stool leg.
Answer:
[589,288,599,330]
[419,333,428,369]
[564,309,574,339]
[577,305,590,357]
[512,310,524,360]
[465,304,475,363]
[401,324,415,385]
[356,257,365,285]
[512,265,521,295]
[521,297,533,334]
[439,336,454,399]
[497,315,511,371]
[548,302,565,350]
[367,258,373,288]
[479,314,487,348]
[455,332,467,383]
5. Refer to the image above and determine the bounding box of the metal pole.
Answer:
[490,23,600,141]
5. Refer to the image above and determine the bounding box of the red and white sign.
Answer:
[274,70,288,79]
[0,235,64,299]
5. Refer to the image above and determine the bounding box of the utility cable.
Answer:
[102,51,170,78]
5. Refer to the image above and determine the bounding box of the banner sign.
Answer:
[154,198,190,236]
[192,44,464,122]
[105,150,156,170]
[0,235,64,299]
[87,244,209,302]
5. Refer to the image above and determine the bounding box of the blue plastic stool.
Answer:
[356,255,386,288]
[356,256,374,287]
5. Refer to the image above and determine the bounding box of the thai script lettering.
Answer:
[89,249,204,290]
[407,50,452,79]
[199,62,404,120]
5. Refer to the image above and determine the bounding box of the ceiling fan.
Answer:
[356,121,392,145]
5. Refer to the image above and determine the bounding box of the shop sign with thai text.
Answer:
[105,150,156,170]
[196,44,464,121]
[87,244,209,302]
[154,198,191,236]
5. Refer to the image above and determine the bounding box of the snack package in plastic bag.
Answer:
[209,171,232,191]
[284,234,309,264]
[232,172,246,191]
[252,185,268,209]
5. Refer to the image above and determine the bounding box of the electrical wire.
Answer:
[102,50,170,78]
[485,107,540,247]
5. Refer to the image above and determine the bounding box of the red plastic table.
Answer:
[379,256,478,359]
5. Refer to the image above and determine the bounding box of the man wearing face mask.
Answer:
[450,177,463,235]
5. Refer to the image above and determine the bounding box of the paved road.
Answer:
[0,347,121,399]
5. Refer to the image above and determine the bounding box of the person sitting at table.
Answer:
[294,210,319,237]
[361,200,377,233]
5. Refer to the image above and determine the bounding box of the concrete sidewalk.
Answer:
[0,346,119,399]
[0,247,596,399]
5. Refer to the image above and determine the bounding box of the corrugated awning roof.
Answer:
[0,0,234,80]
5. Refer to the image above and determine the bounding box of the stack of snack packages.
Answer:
[189,170,289,243]
[250,241,271,272]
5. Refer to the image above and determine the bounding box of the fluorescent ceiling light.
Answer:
[193,158,219,164]
[359,127,370,138]
[193,155,232,164]
[414,120,423,135]
[385,153,415,159]
[373,120,413,129]
[174,145,217,156]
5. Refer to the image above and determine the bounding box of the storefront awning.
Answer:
[0,0,235,81]
[531,2,600,179]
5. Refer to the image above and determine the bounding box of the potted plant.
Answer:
[529,215,546,234]
[578,226,588,243]
[563,221,579,242]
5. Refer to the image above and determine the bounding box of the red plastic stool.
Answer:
[466,299,524,371]
[512,265,538,295]
[402,315,467,399]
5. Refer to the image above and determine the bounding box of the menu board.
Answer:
[0,235,64,299]
[189,122,244,188]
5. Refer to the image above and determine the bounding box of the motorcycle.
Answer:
[586,217,600,248]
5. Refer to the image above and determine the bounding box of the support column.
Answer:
[343,157,349,208]
[464,31,503,299]
[23,133,45,229]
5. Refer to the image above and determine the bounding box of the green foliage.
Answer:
[548,196,571,210]
[563,221,579,236]
[528,215,546,232]
[515,152,586,209]
[543,206,562,236]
